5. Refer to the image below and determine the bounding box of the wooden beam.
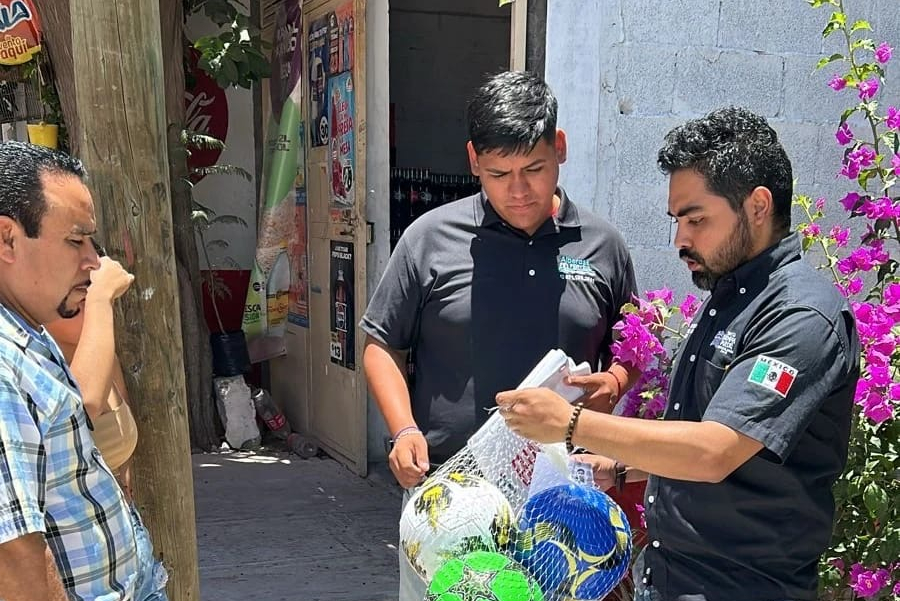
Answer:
[68,1,200,600]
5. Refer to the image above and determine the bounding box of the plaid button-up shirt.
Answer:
[0,304,139,600]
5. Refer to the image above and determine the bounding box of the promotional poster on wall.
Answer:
[328,2,354,75]
[289,120,309,328]
[328,71,355,207]
[308,12,329,147]
[329,241,355,370]
[242,0,302,361]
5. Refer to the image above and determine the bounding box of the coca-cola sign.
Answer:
[185,48,229,181]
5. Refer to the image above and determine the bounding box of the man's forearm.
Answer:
[69,296,117,419]
[571,411,760,483]
[362,337,416,435]
[0,534,68,601]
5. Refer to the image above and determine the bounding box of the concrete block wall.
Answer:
[547,0,900,299]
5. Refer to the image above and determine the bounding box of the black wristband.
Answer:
[565,402,585,453]
[614,461,627,493]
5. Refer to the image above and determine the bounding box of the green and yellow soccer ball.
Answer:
[426,551,544,601]
[400,473,514,583]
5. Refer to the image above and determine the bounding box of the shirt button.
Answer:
[528,240,534,246]
[739,287,746,294]
[709,309,717,317]
[673,403,681,410]
[652,540,661,548]
[648,495,655,503]
[689,354,696,362]
[646,567,652,575]
[528,269,536,276]
[642,577,648,584]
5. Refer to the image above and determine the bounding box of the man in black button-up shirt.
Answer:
[498,107,859,601]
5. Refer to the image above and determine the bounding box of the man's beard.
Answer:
[681,212,752,291]
[57,298,82,319]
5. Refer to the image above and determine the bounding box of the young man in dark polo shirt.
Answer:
[360,71,638,600]
[497,107,859,601]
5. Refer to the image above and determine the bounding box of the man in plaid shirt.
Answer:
[0,142,160,600]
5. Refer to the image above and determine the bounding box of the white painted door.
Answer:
[304,0,368,475]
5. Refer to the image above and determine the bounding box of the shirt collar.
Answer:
[714,233,802,295]
[0,303,40,348]
[473,186,582,236]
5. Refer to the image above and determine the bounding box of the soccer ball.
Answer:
[515,484,631,601]
[426,551,545,601]
[400,472,515,583]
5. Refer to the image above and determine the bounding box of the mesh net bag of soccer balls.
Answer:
[399,351,633,601]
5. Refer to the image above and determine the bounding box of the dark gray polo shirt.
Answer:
[642,234,859,601]
[361,188,636,463]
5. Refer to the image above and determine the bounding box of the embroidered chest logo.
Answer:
[747,355,797,398]
[709,330,737,356]
[557,255,594,282]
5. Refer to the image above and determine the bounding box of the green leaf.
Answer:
[863,483,888,516]
[822,11,846,38]
[850,20,872,33]
[816,53,845,70]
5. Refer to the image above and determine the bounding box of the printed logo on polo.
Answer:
[710,330,737,357]
[557,255,594,282]
[747,355,797,397]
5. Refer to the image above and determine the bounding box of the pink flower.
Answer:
[849,565,891,598]
[840,192,862,213]
[887,106,900,130]
[840,147,876,180]
[835,122,854,145]
[830,225,850,247]
[874,42,893,64]
[884,283,900,311]
[828,74,847,91]
[858,78,880,100]
[635,503,647,529]
[646,288,674,305]
[840,277,864,297]
[679,294,700,323]
[861,196,900,220]
[837,243,889,275]
[801,223,821,238]
[892,154,900,176]
[851,146,876,167]
[893,580,900,596]
[815,197,826,212]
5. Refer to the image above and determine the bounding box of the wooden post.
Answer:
[68,1,200,600]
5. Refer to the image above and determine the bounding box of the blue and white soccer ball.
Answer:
[515,484,632,601]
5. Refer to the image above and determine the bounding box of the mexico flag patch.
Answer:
[747,355,797,397]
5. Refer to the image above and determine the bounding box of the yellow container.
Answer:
[27,123,59,149]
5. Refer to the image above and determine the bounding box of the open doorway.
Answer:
[387,0,512,246]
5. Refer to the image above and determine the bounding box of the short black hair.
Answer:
[657,107,793,235]
[467,70,558,156]
[0,141,87,238]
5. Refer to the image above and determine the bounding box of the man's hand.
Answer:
[389,432,430,489]
[87,256,134,303]
[571,453,618,491]
[566,372,619,413]
[496,387,573,443]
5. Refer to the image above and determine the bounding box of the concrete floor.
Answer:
[194,450,402,601]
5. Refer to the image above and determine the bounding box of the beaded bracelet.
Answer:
[565,402,585,453]
[391,425,422,442]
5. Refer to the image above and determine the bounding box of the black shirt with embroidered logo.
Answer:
[360,187,636,462]
[642,234,859,601]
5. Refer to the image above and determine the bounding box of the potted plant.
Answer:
[182,128,253,377]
